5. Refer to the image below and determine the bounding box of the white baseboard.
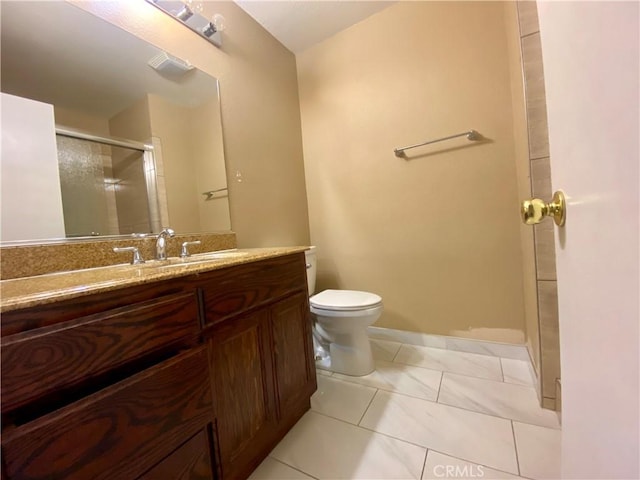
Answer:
[367,326,530,361]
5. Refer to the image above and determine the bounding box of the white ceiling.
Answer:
[235,1,396,54]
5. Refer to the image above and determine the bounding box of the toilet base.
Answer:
[313,328,375,376]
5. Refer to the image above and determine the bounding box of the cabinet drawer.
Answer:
[202,253,306,326]
[1,292,199,413]
[2,347,212,480]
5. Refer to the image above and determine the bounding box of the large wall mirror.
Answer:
[0,1,231,243]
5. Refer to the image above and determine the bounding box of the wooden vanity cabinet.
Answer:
[0,251,316,480]
[201,254,316,480]
[0,281,215,480]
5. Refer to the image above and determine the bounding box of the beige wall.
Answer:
[70,0,310,247]
[108,96,152,144]
[298,2,527,343]
[191,98,231,232]
[53,106,111,137]
[146,95,201,233]
[109,96,154,234]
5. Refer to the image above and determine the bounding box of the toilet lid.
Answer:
[310,289,382,311]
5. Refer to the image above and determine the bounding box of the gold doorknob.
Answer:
[521,191,566,226]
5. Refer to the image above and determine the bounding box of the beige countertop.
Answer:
[0,247,308,313]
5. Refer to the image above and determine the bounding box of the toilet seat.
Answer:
[310,289,382,311]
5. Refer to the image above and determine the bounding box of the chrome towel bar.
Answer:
[202,187,228,200]
[394,130,481,157]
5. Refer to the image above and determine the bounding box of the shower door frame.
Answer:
[55,126,163,235]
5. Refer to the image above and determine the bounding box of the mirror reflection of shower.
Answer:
[56,130,161,238]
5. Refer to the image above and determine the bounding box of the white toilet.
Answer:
[305,246,383,376]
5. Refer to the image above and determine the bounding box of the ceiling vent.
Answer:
[148,52,194,76]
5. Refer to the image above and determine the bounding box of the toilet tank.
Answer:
[304,246,317,296]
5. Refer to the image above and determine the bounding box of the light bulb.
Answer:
[175,4,193,21]
[211,14,226,32]
[201,14,226,38]
[184,0,204,14]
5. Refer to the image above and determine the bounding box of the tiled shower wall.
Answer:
[517,1,561,410]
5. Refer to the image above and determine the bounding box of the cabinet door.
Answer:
[207,309,277,480]
[270,292,316,417]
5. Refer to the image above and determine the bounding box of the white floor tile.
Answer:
[422,451,525,480]
[270,411,426,479]
[316,368,333,377]
[371,339,402,361]
[311,375,376,424]
[513,422,561,480]
[394,344,503,381]
[438,373,560,429]
[360,390,518,474]
[501,358,535,386]
[249,457,314,479]
[333,360,442,401]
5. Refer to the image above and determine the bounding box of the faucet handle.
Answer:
[180,240,202,258]
[113,246,145,265]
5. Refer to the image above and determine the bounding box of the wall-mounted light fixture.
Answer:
[146,0,226,47]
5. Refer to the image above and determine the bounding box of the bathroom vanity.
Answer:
[0,249,316,480]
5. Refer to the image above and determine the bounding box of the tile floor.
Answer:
[249,339,561,480]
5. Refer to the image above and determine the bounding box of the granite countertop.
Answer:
[0,247,308,313]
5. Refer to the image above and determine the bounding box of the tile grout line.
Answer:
[499,357,505,382]
[381,355,525,389]
[520,31,540,41]
[358,418,524,478]
[423,447,532,479]
[439,369,538,390]
[312,409,430,452]
[268,456,320,480]
[356,388,379,426]
[348,381,560,431]
[529,154,550,162]
[511,420,522,477]
[311,409,531,479]
[420,449,431,480]
[435,371,445,403]
[332,367,560,430]
[390,342,403,362]
[436,395,561,430]
[392,358,504,384]
[331,376,440,404]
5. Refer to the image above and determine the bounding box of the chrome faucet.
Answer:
[156,228,175,260]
